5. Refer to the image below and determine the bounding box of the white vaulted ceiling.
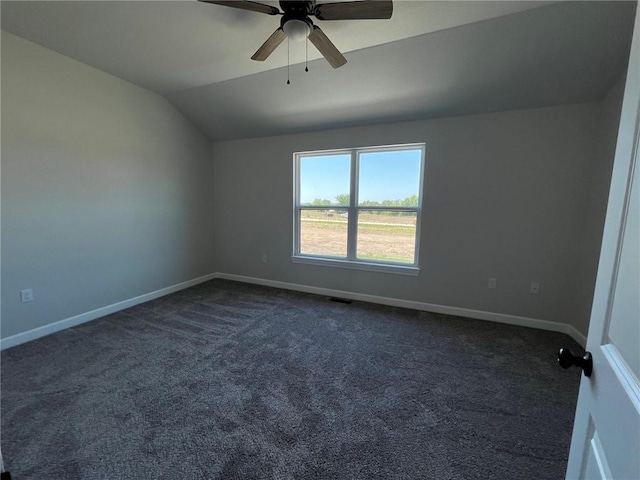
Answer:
[2,1,636,141]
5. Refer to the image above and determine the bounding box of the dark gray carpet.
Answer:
[1,279,582,479]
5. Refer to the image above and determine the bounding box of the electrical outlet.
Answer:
[261,254,268,263]
[530,282,540,294]
[488,278,497,289]
[20,289,34,303]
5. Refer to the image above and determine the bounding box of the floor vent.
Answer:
[329,297,352,304]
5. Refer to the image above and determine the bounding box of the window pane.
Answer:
[299,208,347,258]
[358,149,421,207]
[357,210,417,264]
[299,154,351,206]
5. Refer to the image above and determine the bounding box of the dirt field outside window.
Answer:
[299,211,416,263]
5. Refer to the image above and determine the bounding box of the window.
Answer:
[293,143,425,274]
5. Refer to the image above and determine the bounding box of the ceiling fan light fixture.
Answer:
[283,18,311,41]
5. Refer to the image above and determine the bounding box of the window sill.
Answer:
[291,255,420,276]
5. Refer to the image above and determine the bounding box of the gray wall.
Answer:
[1,32,214,339]
[1,29,623,343]
[569,75,627,335]
[211,102,618,338]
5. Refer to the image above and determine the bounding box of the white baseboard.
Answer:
[1,271,587,350]
[564,325,587,348]
[0,273,217,351]
[215,272,588,347]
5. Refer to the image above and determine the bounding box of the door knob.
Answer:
[557,347,593,377]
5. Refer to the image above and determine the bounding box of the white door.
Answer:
[565,6,640,480]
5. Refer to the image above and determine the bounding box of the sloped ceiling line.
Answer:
[1,1,636,141]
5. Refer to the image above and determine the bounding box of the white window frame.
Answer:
[292,143,425,275]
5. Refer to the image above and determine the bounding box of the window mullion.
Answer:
[347,149,358,260]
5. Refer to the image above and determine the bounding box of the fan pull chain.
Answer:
[287,38,291,85]
[305,38,309,72]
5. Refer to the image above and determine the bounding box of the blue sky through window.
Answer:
[359,150,421,203]
[299,154,351,205]
[299,149,421,205]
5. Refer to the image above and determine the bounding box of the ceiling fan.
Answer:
[198,0,393,68]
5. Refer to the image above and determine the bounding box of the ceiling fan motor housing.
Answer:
[280,1,316,17]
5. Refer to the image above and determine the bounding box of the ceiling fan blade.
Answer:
[308,26,347,68]
[198,0,280,16]
[251,27,286,61]
[314,0,393,20]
